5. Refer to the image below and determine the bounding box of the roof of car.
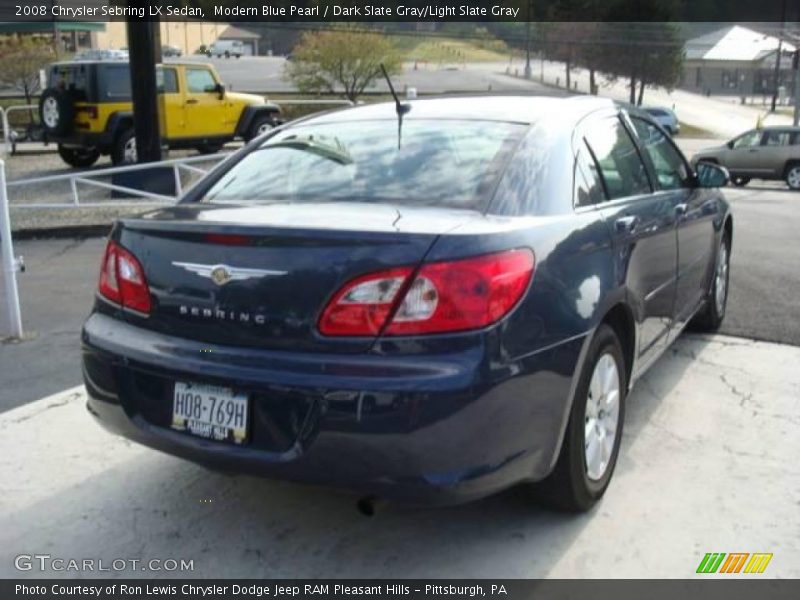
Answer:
[51,60,209,68]
[306,95,619,126]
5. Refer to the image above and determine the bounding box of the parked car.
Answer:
[39,60,281,167]
[643,106,680,135]
[82,96,732,511]
[162,44,183,58]
[692,126,800,189]
[206,40,245,58]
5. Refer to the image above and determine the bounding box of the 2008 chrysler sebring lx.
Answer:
[82,96,732,511]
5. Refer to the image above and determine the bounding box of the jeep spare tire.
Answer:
[39,88,74,136]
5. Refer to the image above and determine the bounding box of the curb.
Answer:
[12,223,111,241]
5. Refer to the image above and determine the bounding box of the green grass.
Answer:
[398,37,513,64]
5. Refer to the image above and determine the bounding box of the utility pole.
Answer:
[771,0,787,112]
[126,17,162,163]
[793,49,800,126]
[524,1,532,79]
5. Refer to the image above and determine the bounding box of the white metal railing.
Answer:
[0,159,24,338]
[7,152,228,208]
[1,152,228,338]
[0,104,38,155]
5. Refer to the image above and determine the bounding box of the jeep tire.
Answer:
[39,88,74,136]
[57,145,100,168]
[245,115,277,142]
[112,128,137,165]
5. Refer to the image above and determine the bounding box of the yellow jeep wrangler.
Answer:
[39,60,282,167]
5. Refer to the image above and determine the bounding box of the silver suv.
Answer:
[692,126,800,189]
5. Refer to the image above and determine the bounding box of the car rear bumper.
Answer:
[82,312,585,505]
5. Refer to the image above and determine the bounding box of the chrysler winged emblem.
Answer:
[172,262,287,285]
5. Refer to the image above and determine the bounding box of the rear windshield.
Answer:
[200,119,526,211]
[49,65,91,100]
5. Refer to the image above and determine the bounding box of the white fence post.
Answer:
[0,159,24,339]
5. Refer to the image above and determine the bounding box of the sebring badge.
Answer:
[172,262,287,285]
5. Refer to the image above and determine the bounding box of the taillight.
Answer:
[318,249,534,337]
[97,240,152,314]
[318,267,413,336]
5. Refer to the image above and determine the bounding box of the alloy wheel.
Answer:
[257,122,274,136]
[715,242,729,315]
[584,352,621,481]
[787,166,800,190]
[123,137,137,163]
[42,97,59,129]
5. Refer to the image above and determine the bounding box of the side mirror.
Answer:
[207,82,225,99]
[695,162,730,188]
[726,140,734,149]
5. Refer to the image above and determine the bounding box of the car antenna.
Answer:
[380,63,410,149]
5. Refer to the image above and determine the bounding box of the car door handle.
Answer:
[185,99,198,105]
[675,203,688,217]
[748,148,758,152]
[615,215,639,234]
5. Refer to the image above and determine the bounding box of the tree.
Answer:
[0,37,53,114]
[601,0,684,105]
[284,27,402,102]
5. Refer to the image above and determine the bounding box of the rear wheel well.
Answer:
[783,160,800,178]
[601,304,635,387]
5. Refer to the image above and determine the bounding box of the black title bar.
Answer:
[1,0,800,22]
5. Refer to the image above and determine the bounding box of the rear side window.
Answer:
[200,119,526,211]
[584,118,651,200]
[631,118,691,190]
[762,130,792,146]
[103,65,131,99]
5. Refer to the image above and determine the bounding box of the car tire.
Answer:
[534,324,626,512]
[57,145,100,168]
[196,142,224,155]
[731,176,750,187]
[785,163,800,190]
[246,115,277,142]
[692,232,731,331]
[111,128,137,165]
[39,88,74,136]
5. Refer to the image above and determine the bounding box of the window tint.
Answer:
[186,68,217,93]
[762,130,792,146]
[631,118,691,190]
[574,143,606,207]
[156,68,178,94]
[584,118,651,200]
[202,120,525,211]
[732,130,761,149]
[104,65,131,99]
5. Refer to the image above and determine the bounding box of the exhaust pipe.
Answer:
[356,496,380,517]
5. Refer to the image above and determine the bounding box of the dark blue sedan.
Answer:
[82,96,732,511]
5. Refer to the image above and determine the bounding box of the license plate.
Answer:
[171,382,249,445]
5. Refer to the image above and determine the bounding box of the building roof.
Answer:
[685,25,796,62]
[0,22,106,34]
[218,25,260,40]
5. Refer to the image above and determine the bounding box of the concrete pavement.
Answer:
[0,334,797,578]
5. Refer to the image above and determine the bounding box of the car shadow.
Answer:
[0,334,713,579]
